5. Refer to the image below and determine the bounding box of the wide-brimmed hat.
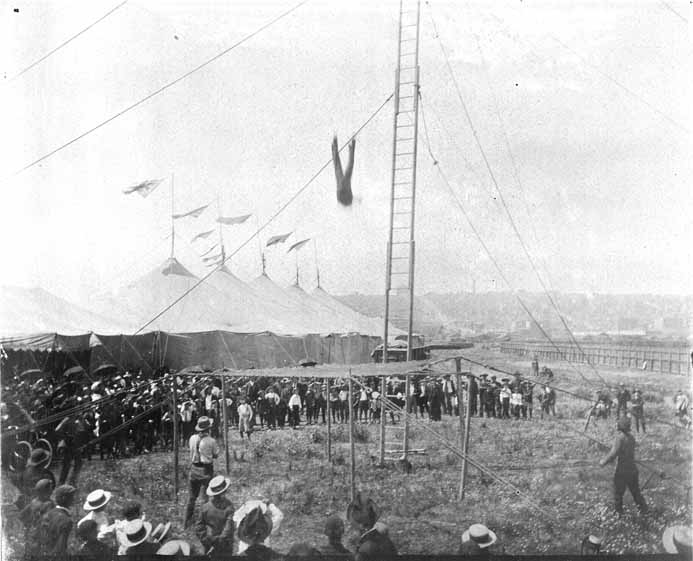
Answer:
[123,519,153,547]
[462,524,497,549]
[663,525,693,555]
[195,416,213,432]
[151,521,171,543]
[83,489,112,511]
[238,506,273,543]
[157,539,191,556]
[347,492,379,528]
[27,448,51,466]
[206,475,231,496]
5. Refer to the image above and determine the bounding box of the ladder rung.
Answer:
[399,81,417,85]
[396,151,415,156]
[393,181,412,186]
[401,38,417,42]
[397,137,415,141]
[401,23,418,28]
[391,241,411,244]
[399,96,415,101]
[392,226,410,230]
[393,197,413,201]
[394,166,413,171]
[390,271,409,275]
[400,52,417,57]
[400,65,417,70]
[396,123,414,127]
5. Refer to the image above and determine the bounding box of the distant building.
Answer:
[651,316,689,336]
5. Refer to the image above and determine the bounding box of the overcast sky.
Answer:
[2,0,691,307]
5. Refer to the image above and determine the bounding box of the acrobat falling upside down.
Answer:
[332,135,356,206]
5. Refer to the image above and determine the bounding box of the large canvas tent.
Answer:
[0,259,390,378]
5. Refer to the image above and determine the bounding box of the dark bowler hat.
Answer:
[238,506,273,543]
[27,448,51,466]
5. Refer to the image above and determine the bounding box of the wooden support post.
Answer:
[326,378,332,462]
[454,358,464,496]
[403,374,410,460]
[171,375,179,502]
[379,375,386,466]
[221,374,229,473]
[348,373,356,501]
[459,370,472,500]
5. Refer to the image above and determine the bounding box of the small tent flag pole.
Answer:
[170,173,175,258]
[313,239,321,288]
[217,194,226,265]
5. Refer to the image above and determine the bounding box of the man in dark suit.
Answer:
[36,484,76,557]
[347,493,397,561]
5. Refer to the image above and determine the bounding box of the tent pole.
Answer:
[170,173,175,258]
[348,372,355,501]
[379,375,386,465]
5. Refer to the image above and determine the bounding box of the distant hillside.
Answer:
[337,292,693,339]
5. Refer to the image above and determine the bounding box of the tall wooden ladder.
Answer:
[380,0,422,465]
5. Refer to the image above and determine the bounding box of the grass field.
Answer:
[3,348,691,557]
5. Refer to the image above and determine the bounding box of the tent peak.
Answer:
[160,257,195,278]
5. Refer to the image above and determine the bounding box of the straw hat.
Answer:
[122,519,153,547]
[195,416,213,432]
[206,475,231,497]
[461,524,497,549]
[83,489,112,511]
[151,521,171,543]
[156,540,191,556]
[663,525,692,555]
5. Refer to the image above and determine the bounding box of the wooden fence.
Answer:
[499,341,691,375]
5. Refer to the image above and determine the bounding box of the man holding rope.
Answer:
[599,416,648,516]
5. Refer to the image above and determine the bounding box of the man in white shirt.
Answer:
[77,489,113,542]
[288,390,302,429]
[238,398,254,440]
[184,416,219,528]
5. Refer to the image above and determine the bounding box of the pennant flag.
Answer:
[200,244,218,257]
[266,232,292,247]
[173,204,208,219]
[123,178,163,198]
[287,238,310,253]
[203,252,223,262]
[217,214,251,225]
[191,230,214,242]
